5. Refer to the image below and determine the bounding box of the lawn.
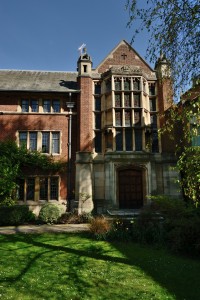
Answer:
[0,233,200,300]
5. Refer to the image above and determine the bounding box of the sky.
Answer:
[0,0,151,72]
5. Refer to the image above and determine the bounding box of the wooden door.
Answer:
[118,169,143,209]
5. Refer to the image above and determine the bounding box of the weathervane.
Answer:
[78,43,86,55]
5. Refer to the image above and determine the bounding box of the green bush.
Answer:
[133,208,165,245]
[38,203,63,224]
[0,205,35,226]
[59,210,93,224]
[150,195,200,255]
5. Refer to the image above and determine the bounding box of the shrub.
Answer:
[89,216,111,240]
[150,195,186,219]
[58,210,93,224]
[132,208,165,244]
[107,218,134,241]
[38,203,63,224]
[150,195,200,255]
[0,205,35,226]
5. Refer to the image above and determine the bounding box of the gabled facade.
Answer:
[0,40,180,214]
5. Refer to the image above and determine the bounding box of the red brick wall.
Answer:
[0,91,80,200]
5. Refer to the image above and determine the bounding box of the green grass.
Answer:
[0,233,200,300]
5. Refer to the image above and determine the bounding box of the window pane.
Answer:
[95,131,102,153]
[40,177,48,200]
[52,100,60,112]
[31,100,39,112]
[151,115,157,128]
[149,84,156,95]
[19,132,27,148]
[124,94,131,107]
[152,131,159,153]
[43,100,51,112]
[21,100,29,112]
[135,130,142,151]
[150,98,156,111]
[115,80,121,91]
[116,130,123,151]
[115,94,121,107]
[134,111,141,126]
[125,129,132,151]
[50,178,58,200]
[95,114,101,129]
[95,97,101,111]
[27,178,35,200]
[134,94,140,107]
[29,132,37,151]
[42,132,50,153]
[125,110,131,127]
[124,79,130,91]
[95,83,101,94]
[52,132,60,153]
[115,111,122,126]
[133,79,140,90]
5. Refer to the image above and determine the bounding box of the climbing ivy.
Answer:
[0,140,65,206]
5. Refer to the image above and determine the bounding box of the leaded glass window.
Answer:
[134,111,141,126]
[21,100,29,112]
[52,132,60,153]
[42,132,50,153]
[31,100,39,112]
[133,79,140,90]
[152,131,159,152]
[50,177,59,200]
[27,178,35,200]
[95,114,101,129]
[125,129,132,151]
[115,94,121,107]
[116,130,123,151]
[43,100,51,112]
[124,78,131,91]
[29,132,37,151]
[124,94,131,107]
[151,115,157,129]
[115,79,121,91]
[19,132,27,147]
[52,100,60,112]
[125,110,131,127]
[149,83,156,95]
[135,130,142,151]
[134,94,140,107]
[40,177,48,200]
[150,98,156,111]
[95,97,101,111]
[95,83,101,94]
[95,131,102,153]
[115,111,122,126]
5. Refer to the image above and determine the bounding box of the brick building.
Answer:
[0,40,180,214]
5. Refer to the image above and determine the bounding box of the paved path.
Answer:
[0,223,90,235]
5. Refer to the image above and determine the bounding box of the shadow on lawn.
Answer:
[1,233,200,300]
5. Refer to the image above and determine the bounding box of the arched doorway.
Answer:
[118,168,143,209]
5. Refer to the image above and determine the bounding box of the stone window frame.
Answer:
[18,130,61,155]
[18,176,60,202]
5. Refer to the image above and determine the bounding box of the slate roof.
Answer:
[0,70,79,93]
